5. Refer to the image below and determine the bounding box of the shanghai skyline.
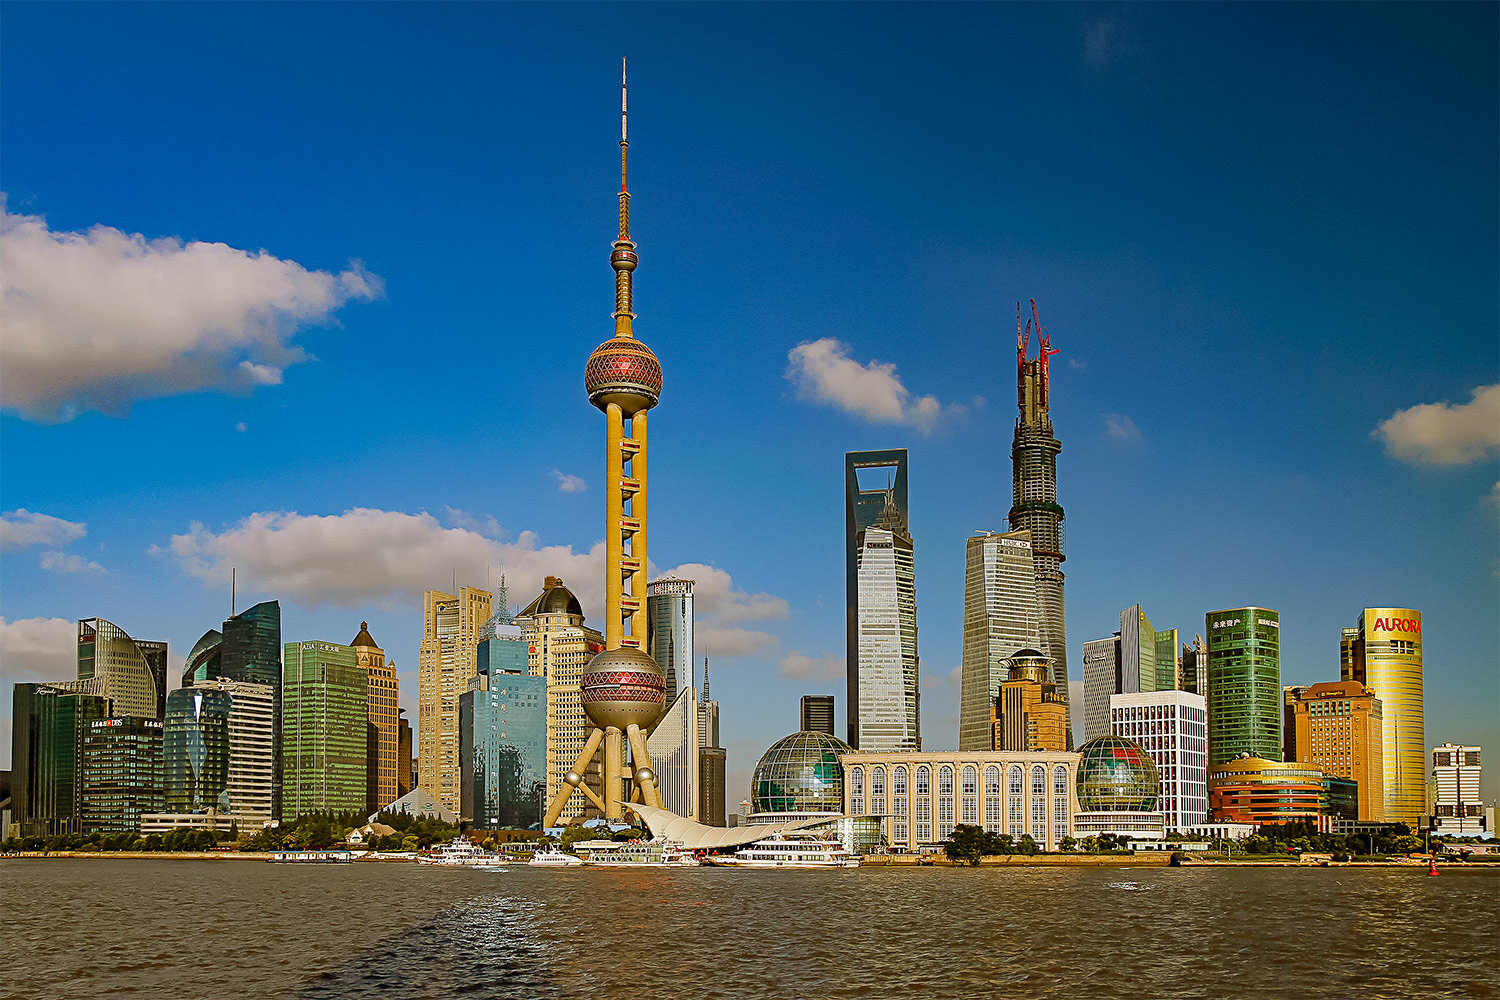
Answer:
[1,3,1496,805]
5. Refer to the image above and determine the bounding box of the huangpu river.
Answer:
[2,860,1496,999]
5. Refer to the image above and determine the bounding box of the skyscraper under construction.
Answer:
[1008,301,1072,747]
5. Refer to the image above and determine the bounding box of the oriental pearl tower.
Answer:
[542,62,668,827]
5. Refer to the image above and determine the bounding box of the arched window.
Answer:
[938,765,955,839]
[871,766,886,819]
[961,765,978,825]
[1008,765,1024,837]
[984,765,1002,832]
[893,766,909,846]
[1031,765,1047,843]
[850,766,864,815]
[915,766,931,842]
[1054,765,1070,839]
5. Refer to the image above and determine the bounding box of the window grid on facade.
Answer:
[915,766,931,841]
[1030,764,1047,842]
[1008,764,1024,836]
[1053,765,1069,838]
[850,765,864,815]
[893,765,908,843]
[961,765,978,825]
[938,765,955,839]
[984,765,1003,832]
[871,765,886,817]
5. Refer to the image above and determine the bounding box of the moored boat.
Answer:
[419,837,507,867]
[707,832,860,869]
[528,846,586,867]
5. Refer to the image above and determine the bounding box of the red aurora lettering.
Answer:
[1373,617,1421,634]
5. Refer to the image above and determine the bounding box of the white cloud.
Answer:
[785,338,956,433]
[152,508,603,613]
[0,509,86,551]
[0,200,383,421]
[779,650,844,681]
[151,509,786,658]
[0,616,79,683]
[235,422,248,433]
[1105,413,1142,442]
[1484,482,1500,510]
[40,550,106,575]
[1373,384,1500,466]
[553,469,587,493]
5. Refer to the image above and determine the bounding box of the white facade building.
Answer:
[1109,690,1209,832]
[646,578,693,701]
[647,686,701,821]
[854,526,917,750]
[1432,743,1483,836]
[193,677,275,826]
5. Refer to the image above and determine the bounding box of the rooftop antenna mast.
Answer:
[231,567,236,617]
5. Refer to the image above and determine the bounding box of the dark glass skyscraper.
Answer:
[1008,303,1072,746]
[11,683,108,837]
[163,687,232,813]
[844,449,918,751]
[80,716,164,833]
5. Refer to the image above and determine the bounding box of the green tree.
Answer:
[1058,836,1078,853]
[1018,834,1041,856]
[944,824,991,865]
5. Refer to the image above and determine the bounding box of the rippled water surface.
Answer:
[2,860,1496,999]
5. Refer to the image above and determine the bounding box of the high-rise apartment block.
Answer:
[1205,607,1282,766]
[351,622,400,811]
[79,716,164,834]
[960,531,1055,750]
[1009,302,1071,744]
[1431,743,1482,836]
[1342,608,1425,827]
[418,586,493,814]
[1286,681,1384,822]
[845,449,919,751]
[515,577,603,822]
[800,695,835,736]
[647,578,694,700]
[1109,690,1209,832]
[282,640,368,817]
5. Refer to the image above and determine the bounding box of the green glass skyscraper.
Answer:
[1205,607,1282,765]
[11,683,108,837]
[282,640,368,817]
[163,687,232,813]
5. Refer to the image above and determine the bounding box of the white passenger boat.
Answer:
[418,837,507,867]
[573,839,699,867]
[707,833,860,869]
[528,846,586,867]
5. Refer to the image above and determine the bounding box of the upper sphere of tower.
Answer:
[585,335,662,412]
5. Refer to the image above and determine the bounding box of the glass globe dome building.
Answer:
[1072,735,1165,840]
[1076,735,1161,811]
[751,731,852,815]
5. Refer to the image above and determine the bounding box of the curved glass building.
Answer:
[751,731,852,815]
[1074,735,1164,840]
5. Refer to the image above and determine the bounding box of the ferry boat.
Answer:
[419,837,507,867]
[707,832,860,869]
[268,850,354,864]
[528,846,586,867]
[573,839,699,867]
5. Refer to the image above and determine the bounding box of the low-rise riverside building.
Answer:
[1208,754,1326,826]
[840,749,1079,851]
[1072,735,1164,841]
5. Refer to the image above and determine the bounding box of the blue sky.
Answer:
[3,3,1497,804]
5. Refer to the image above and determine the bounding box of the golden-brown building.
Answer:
[991,653,1070,752]
[352,621,399,811]
[1286,681,1384,821]
[515,576,605,822]
[1341,608,1423,826]
[417,586,492,814]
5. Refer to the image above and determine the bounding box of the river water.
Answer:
[1,860,1496,999]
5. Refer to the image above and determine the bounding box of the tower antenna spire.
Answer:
[610,57,637,338]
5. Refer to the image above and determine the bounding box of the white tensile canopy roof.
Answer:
[625,803,825,850]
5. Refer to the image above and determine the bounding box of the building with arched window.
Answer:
[840,750,1079,851]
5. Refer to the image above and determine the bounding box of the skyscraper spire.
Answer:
[612,58,637,338]
[702,652,710,703]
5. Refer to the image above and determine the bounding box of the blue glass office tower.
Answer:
[460,670,547,830]
[163,687,232,813]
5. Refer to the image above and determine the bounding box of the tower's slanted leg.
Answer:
[543,727,607,828]
[626,723,664,809]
